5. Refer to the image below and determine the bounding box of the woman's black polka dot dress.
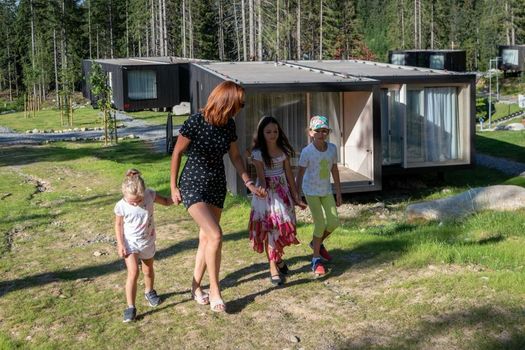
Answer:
[178,113,238,209]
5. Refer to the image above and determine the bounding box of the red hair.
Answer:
[201,81,245,126]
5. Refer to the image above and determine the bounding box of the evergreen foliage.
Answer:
[0,0,523,100]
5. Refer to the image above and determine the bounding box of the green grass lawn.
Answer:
[491,102,522,122]
[0,106,103,132]
[1,141,524,349]
[476,130,525,163]
[126,110,188,126]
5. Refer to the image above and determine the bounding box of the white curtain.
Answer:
[429,54,444,69]
[424,87,458,162]
[310,92,341,162]
[244,92,307,156]
[128,70,157,100]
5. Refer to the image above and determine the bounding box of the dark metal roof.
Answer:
[193,61,379,85]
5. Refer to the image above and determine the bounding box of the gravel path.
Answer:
[475,153,525,176]
[0,111,180,153]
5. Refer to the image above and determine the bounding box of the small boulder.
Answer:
[406,185,525,221]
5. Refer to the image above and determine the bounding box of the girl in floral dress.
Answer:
[248,116,307,285]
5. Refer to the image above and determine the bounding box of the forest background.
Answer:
[0,0,524,108]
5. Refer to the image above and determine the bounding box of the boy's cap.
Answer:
[309,115,330,130]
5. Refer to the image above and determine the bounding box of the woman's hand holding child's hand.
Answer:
[171,188,182,205]
[249,183,267,198]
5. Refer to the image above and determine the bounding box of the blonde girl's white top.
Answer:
[298,142,337,196]
[114,188,156,249]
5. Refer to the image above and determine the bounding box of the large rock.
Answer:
[173,102,190,116]
[406,185,525,221]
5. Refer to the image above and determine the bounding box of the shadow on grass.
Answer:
[0,229,248,298]
[223,237,412,314]
[0,141,168,167]
[332,305,525,349]
[476,133,525,164]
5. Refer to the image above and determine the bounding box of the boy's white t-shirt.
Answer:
[298,142,337,196]
[114,188,156,252]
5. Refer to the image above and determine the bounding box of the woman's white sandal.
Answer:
[209,298,226,313]
[191,289,209,305]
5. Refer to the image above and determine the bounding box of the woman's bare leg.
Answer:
[188,202,225,310]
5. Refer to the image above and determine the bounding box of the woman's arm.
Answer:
[284,157,307,209]
[228,141,266,197]
[114,215,127,258]
[170,135,191,205]
[331,163,342,207]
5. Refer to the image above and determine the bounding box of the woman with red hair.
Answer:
[171,81,265,312]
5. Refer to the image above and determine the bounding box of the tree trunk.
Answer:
[53,29,59,109]
[430,0,434,49]
[249,0,254,60]
[257,0,262,61]
[276,0,280,60]
[126,0,129,57]
[151,0,155,55]
[242,0,247,61]
[109,0,114,58]
[319,0,323,59]
[189,1,193,58]
[88,0,92,58]
[218,0,225,60]
[182,0,186,57]
[233,0,241,61]
[297,0,301,60]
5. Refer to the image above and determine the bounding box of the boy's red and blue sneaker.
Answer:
[309,241,333,262]
[311,257,326,276]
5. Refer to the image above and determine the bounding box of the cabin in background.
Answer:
[81,57,201,111]
[388,50,467,72]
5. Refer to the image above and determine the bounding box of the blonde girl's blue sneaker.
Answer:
[144,289,161,307]
[123,306,136,322]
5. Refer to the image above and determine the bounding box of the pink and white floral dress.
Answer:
[248,149,299,261]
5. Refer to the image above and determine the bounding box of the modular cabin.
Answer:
[81,57,199,111]
[190,60,475,196]
[189,61,382,195]
[498,45,525,72]
[285,60,476,176]
[388,50,467,72]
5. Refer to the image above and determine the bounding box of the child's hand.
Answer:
[336,193,342,207]
[117,243,127,258]
[293,194,307,210]
[171,188,182,205]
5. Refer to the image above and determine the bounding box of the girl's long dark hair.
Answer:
[251,116,295,168]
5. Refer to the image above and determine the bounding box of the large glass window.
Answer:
[244,92,307,156]
[310,92,341,162]
[406,87,459,164]
[429,54,445,69]
[380,89,402,165]
[502,49,519,66]
[128,70,157,100]
[391,53,406,65]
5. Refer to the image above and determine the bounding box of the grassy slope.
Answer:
[0,141,524,349]
[476,130,525,163]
